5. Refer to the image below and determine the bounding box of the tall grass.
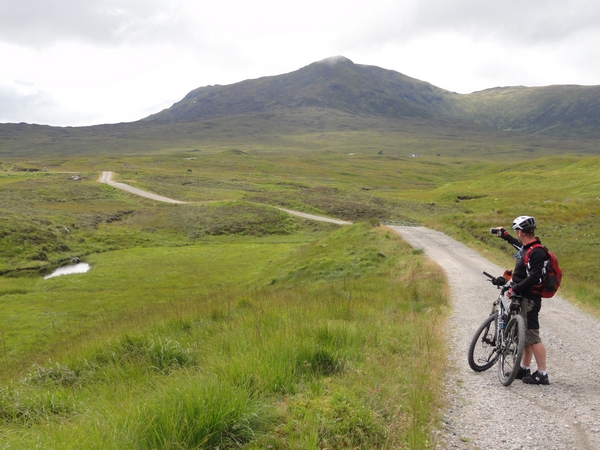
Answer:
[0,224,448,448]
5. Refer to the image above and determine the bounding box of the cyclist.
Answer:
[492,216,550,385]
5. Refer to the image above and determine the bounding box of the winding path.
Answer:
[391,226,600,450]
[98,171,187,204]
[275,207,352,225]
[98,171,352,224]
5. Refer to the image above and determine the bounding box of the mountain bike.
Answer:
[467,272,526,386]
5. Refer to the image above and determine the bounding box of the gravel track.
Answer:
[98,171,187,204]
[390,226,600,450]
[276,207,353,225]
[97,172,352,225]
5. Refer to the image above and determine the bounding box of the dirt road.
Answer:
[390,226,600,450]
[276,207,353,225]
[98,172,352,224]
[98,171,187,204]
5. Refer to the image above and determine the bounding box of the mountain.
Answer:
[144,56,464,123]
[2,56,600,157]
[143,56,600,139]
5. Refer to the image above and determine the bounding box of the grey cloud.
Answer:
[0,86,54,120]
[0,85,93,125]
[412,0,600,44]
[344,0,600,49]
[0,0,193,48]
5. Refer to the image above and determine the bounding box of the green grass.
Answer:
[407,155,600,312]
[0,242,301,369]
[0,224,448,448]
[2,142,600,447]
[3,104,600,159]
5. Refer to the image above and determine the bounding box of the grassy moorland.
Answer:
[417,155,600,313]
[0,218,447,448]
[0,150,453,448]
[1,143,600,448]
[3,148,598,309]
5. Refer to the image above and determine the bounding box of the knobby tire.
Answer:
[468,311,499,372]
[498,314,525,386]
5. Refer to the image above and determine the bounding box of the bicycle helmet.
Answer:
[512,215,536,233]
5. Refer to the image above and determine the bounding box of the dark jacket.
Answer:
[502,234,547,299]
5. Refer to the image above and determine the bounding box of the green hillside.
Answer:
[144,56,600,139]
[459,84,600,137]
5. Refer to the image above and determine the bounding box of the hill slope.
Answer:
[145,56,600,138]
[460,85,600,137]
[144,56,464,123]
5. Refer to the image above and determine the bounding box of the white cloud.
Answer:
[0,0,195,48]
[0,0,599,125]
[351,0,600,45]
[0,84,79,125]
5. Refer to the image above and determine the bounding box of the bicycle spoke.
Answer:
[468,312,500,372]
[498,315,525,386]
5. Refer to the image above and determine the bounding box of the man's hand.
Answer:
[490,227,508,238]
[492,276,506,286]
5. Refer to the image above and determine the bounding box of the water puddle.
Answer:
[44,263,91,280]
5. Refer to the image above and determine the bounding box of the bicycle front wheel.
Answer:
[498,314,525,386]
[468,312,499,372]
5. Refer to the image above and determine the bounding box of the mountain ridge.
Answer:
[143,56,600,138]
[2,56,600,157]
[463,84,600,135]
[143,56,462,123]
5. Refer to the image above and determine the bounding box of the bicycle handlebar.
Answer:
[483,271,508,288]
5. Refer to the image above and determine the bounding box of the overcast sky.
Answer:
[2,0,600,127]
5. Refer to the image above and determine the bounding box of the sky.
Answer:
[2,0,600,127]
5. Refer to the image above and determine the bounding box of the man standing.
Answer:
[493,216,550,385]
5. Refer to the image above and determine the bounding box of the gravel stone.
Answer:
[392,226,600,450]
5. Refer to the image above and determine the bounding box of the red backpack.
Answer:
[524,243,562,298]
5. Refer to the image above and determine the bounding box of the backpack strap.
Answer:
[523,243,547,264]
[523,243,549,295]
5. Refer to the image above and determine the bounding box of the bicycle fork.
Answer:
[497,313,509,352]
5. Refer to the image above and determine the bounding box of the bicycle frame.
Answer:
[467,272,526,386]
[491,289,513,351]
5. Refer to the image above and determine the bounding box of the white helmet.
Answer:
[512,216,536,233]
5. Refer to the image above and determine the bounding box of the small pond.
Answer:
[44,263,91,280]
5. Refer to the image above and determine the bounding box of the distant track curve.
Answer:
[97,171,352,225]
[98,171,187,204]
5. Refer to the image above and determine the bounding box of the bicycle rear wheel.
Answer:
[468,312,499,372]
[498,315,525,386]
